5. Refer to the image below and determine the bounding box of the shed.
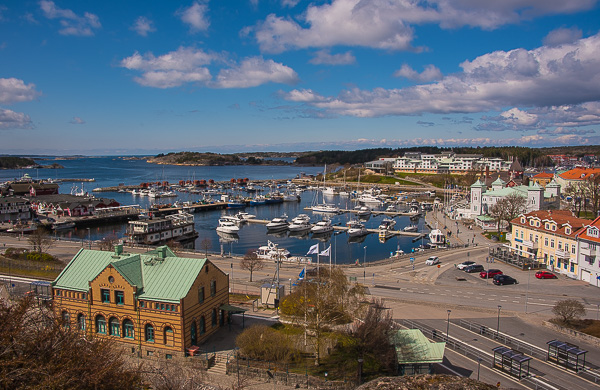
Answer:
[392,329,446,375]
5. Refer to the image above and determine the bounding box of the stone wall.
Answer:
[543,321,600,348]
[226,362,356,389]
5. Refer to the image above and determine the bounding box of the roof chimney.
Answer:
[114,243,123,256]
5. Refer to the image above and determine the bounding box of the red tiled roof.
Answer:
[533,172,553,179]
[558,167,600,181]
[576,215,600,243]
[511,210,592,239]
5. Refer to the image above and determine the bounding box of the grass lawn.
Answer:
[485,231,508,243]
[554,319,600,338]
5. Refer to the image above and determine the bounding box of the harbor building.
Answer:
[0,197,32,223]
[52,245,231,359]
[509,210,590,279]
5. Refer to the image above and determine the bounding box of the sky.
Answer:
[1,0,600,155]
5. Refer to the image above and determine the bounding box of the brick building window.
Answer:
[123,319,134,339]
[109,317,120,337]
[115,291,124,305]
[96,315,106,334]
[198,286,204,303]
[145,324,154,342]
[77,313,86,331]
[101,289,110,303]
[210,280,216,296]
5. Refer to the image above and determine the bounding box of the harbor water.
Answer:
[1,156,432,264]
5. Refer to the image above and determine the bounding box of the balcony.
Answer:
[555,249,570,259]
[580,246,593,256]
[522,240,538,250]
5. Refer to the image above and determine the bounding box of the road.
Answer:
[3,229,600,389]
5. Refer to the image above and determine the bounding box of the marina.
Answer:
[0,156,439,264]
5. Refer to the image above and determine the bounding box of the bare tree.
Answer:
[581,174,600,217]
[200,238,211,258]
[165,239,183,255]
[0,297,143,389]
[98,233,119,251]
[552,299,586,324]
[490,193,527,233]
[239,249,264,282]
[27,227,54,254]
[280,267,365,365]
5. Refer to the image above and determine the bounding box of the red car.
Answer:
[535,271,557,279]
[480,269,503,278]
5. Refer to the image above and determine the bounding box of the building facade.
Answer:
[510,210,590,278]
[575,217,600,286]
[52,245,230,359]
[0,197,32,223]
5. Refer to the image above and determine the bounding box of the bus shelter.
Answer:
[547,340,587,372]
[492,346,531,378]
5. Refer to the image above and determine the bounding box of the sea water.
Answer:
[1,156,429,264]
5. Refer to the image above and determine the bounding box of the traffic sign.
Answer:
[410,257,415,263]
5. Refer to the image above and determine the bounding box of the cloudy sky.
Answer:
[1,0,600,155]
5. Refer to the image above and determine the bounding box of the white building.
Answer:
[392,152,512,175]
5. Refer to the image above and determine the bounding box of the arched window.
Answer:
[61,311,70,328]
[164,326,174,346]
[109,317,120,337]
[77,313,86,331]
[123,319,134,339]
[211,309,217,327]
[145,324,154,342]
[96,315,106,334]
[199,316,205,335]
[190,321,197,346]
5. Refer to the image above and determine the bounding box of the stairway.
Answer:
[207,353,229,376]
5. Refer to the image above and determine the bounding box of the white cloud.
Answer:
[0,78,41,104]
[309,50,355,65]
[0,108,32,129]
[394,64,442,82]
[281,0,300,7]
[121,48,297,89]
[131,16,156,37]
[281,32,600,122]
[177,1,209,32]
[69,117,85,124]
[500,108,538,126]
[543,27,583,46]
[215,57,298,88]
[39,0,101,36]
[254,0,596,53]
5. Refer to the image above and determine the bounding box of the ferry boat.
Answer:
[125,212,198,245]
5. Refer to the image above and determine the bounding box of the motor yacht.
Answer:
[378,217,396,231]
[311,218,333,234]
[265,215,289,231]
[346,220,368,237]
[216,219,240,234]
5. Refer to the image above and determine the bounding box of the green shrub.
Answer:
[236,325,300,363]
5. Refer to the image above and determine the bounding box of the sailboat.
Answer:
[312,164,340,213]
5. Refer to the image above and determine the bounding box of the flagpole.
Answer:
[329,245,332,271]
[317,242,320,277]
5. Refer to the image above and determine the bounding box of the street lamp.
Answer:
[357,358,364,385]
[525,266,531,313]
[446,309,451,341]
[86,228,91,249]
[496,305,502,339]
[363,246,367,284]
[477,358,482,381]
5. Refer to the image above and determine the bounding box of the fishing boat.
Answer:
[52,220,76,230]
[249,195,267,205]
[255,241,291,260]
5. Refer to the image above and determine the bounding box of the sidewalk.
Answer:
[426,208,492,248]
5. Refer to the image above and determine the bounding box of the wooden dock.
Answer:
[303,207,420,217]
[246,218,425,238]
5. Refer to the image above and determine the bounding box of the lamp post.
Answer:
[231,263,234,293]
[525,266,531,313]
[496,305,502,339]
[357,358,364,385]
[363,246,367,284]
[86,228,91,249]
[446,309,451,341]
[477,358,482,381]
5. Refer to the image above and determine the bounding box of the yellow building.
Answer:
[52,245,233,359]
[510,210,590,278]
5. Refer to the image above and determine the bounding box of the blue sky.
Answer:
[1,0,600,155]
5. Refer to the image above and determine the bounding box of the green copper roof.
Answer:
[546,179,560,188]
[52,246,207,303]
[392,329,445,364]
[471,179,486,188]
[492,177,505,185]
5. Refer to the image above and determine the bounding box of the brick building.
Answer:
[52,245,232,359]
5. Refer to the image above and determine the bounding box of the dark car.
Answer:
[535,271,557,279]
[465,264,485,273]
[493,275,518,285]
[480,269,503,279]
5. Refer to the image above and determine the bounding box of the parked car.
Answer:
[465,264,485,273]
[493,275,518,285]
[425,256,440,265]
[480,269,503,279]
[535,271,557,279]
[457,261,476,270]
